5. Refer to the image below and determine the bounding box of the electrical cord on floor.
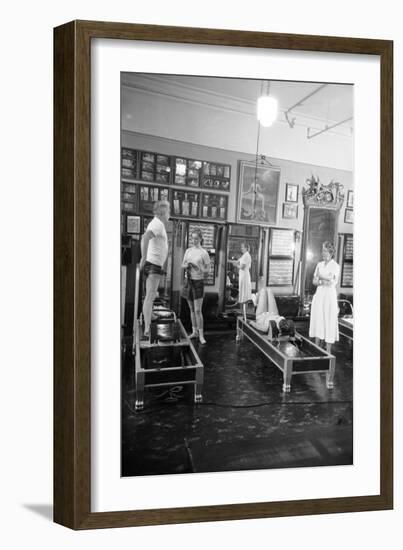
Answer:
[125,398,352,415]
[124,386,185,414]
[194,399,352,409]
[149,385,184,403]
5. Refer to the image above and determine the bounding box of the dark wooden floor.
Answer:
[121,321,353,477]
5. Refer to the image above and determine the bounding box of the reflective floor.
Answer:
[121,322,353,477]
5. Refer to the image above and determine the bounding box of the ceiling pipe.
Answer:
[307,116,353,139]
[284,83,328,128]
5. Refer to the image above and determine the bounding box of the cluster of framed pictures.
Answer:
[140,152,172,184]
[121,182,137,213]
[201,161,231,191]
[122,182,228,224]
[172,191,200,218]
[345,190,354,224]
[122,147,231,191]
[282,183,299,220]
[121,148,138,179]
[121,148,230,225]
[138,185,170,216]
[201,193,228,220]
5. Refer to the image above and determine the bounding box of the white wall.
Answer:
[122,82,354,171]
[1,1,400,549]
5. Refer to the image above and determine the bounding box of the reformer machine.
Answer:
[132,265,204,411]
[236,288,336,392]
[338,299,354,343]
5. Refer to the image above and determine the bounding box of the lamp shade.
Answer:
[257,95,278,127]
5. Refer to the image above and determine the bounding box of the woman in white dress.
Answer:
[237,242,252,319]
[309,241,340,353]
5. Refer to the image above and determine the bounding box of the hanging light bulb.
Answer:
[257,81,278,127]
[257,95,278,127]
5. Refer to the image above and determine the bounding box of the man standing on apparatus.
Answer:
[140,200,170,338]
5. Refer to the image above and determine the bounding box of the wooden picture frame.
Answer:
[344,208,354,224]
[282,202,298,219]
[347,189,354,208]
[285,183,299,202]
[126,214,141,235]
[237,160,281,225]
[54,20,393,529]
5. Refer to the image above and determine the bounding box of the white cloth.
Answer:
[238,251,252,303]
[183,247,210,280]
[309,259,340,343]
[145,217,168,267]
[253,313,284,333]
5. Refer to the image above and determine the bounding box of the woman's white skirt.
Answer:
[309,286,339,344]
[238,269,252,303]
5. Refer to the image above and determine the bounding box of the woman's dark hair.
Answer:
[322,241,335,258]
[191,228,204,246]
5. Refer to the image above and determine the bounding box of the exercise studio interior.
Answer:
[120,74,354,477]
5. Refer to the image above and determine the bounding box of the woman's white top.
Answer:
[183,247,211,280]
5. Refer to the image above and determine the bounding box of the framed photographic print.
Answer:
[347,189,354,208]
[237,160,280,225]
[282,202,298,219]
[285,183,299,202]
[126,215,141,235]
[201,162,231,191]
[201,192,228,221]
[54,20,393,530]
[345,208,354,224]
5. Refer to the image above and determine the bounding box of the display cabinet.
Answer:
[171,190,200,218]
[138,185,170,216]
[200,192,228,222]
[268,228,296,286]
[201,161,231,191]
[173,157,203,187]
[340,233,353,288]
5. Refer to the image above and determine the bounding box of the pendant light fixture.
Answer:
[257,81,278,127]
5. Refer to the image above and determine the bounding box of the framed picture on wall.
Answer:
[54,20,392,530]
[347,190,354,208]
[285,183,299,202]
[237,160,280,225]
[345,208,354,224]
[126,215,141,234]
[282,202,298,219]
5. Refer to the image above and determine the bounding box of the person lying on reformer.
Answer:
[249,287,296,340]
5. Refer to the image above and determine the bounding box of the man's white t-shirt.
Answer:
[145,217,168,267]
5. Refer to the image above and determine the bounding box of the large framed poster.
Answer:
[237,161,280,225]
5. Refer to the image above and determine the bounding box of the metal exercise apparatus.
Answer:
[132,264,204,411]
[236,288,336,392]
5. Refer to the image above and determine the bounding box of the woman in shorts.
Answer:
[181,228,210,344]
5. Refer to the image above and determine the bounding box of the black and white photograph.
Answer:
[120,73,354,477]
[286,182,299,202]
